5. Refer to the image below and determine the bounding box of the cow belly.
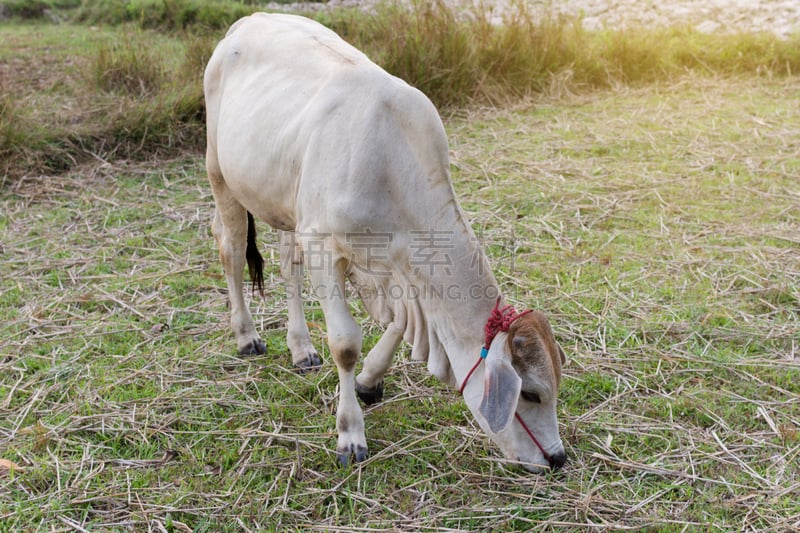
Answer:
[225,175,297,231]
[214,117,300,231]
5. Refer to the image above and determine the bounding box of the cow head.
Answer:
[464,312,567,473]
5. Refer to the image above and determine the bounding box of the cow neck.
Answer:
[406,219,501,389]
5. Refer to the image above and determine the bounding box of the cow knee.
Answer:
[331,343,360,372]
[328,315,361,372]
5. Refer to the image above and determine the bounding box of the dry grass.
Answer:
[0,23,210,181]
[1,75,798,530]
[446,75,799,527]
[4,2,800,179]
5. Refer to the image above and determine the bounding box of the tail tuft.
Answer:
[246,212,265,297]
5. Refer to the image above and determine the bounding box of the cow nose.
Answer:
[549,450,567,470]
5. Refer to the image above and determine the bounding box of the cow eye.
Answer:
[521,391,541,404]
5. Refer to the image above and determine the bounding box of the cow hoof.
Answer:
[337,444,369,467]
[355,379,384,405]
[238,339,267,356]
[294,352,323,373]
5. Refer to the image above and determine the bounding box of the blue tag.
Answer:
[480,347,489,359]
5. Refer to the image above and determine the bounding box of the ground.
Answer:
[2,73,798,530]
[0,3,799,531]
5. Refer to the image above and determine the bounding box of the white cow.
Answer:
[204,13,567,472]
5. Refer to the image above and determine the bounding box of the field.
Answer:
[1,2,799,531]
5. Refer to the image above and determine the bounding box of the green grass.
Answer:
[2,1,800,179]
[1,1,799,530]
[325,2,800,106]
[0,0,80,19]
[0,22,210,179]
[2,75,799,530]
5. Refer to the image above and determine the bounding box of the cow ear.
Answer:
[478,348,522,434]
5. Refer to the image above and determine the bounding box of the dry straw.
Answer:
[1,2,799,530]
[2,74,799,529]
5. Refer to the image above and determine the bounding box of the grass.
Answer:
[2,74,799,530]
[1,1,799,530]
[0,22,211,180]
[2,1,800,179]
[325,2,800,105]
[72,0,253,31]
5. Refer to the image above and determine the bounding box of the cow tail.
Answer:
[246,212,265,297]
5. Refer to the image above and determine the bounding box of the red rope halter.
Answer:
[483,298,532,353]
[459,298,551,465]
[459,298,531,395]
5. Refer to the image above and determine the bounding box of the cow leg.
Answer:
[211,205,266,355]
[307,250,367,466]
[208,162,266,356]
[279,230,321,371]
[355,322,404,405]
